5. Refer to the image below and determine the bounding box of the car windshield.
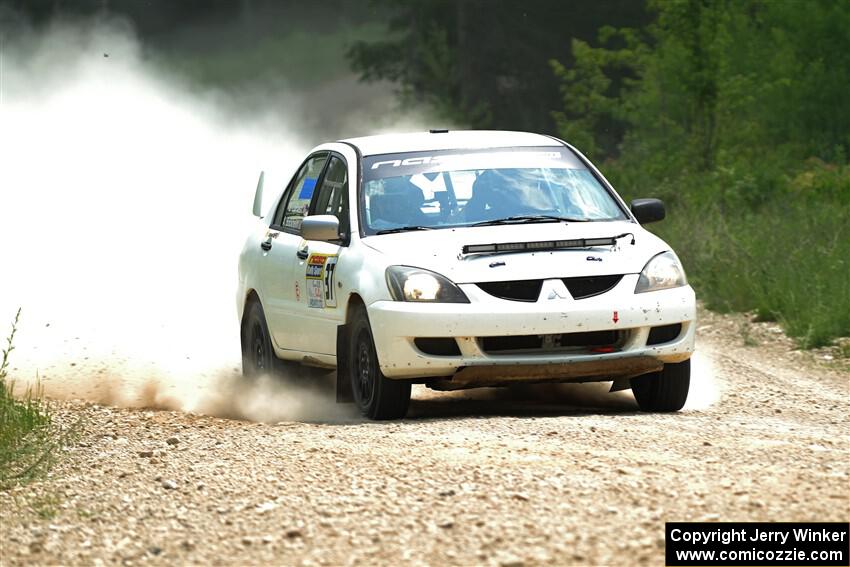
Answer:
[360,146,627,235]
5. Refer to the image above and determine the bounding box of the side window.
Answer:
[311,156,349,238]
[274,154,328,231]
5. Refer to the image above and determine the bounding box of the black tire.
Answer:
[241,300,276,378]
[348,305,411,420]
[631,359,690,412]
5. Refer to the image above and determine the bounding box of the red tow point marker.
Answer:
[612,310,619,323]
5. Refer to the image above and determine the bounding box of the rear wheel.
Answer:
[241,300,276,378]
[349,306,411,420]
[631,359,690,412]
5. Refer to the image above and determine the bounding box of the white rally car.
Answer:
[237,130,695,419]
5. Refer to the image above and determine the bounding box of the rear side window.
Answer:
[311,156,350,237]
[276,154,328,231]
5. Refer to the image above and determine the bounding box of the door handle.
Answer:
[296,248,309,259]
[261,240,272,251]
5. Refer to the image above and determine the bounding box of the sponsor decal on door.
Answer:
[305,254,338,309]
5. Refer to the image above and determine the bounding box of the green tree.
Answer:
[348,0,649,133]
[552,0,850,177]
[550,0,850,346]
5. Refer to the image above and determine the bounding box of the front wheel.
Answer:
[349,306,411,420]
[241,300,276,378]
[631,359,690,412]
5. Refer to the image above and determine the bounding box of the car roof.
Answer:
[340,130,562,157]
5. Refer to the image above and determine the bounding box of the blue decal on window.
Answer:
[299,178,317,199]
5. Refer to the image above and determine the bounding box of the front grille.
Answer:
[414,337,462,356]
[476,280,543,302]
[480,330,624,354]
[480,335,543,351]
[562,275,623,299]
[476,275,623,302]
[560,330,619,347]
[647,323,682,345]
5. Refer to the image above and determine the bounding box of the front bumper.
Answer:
[367,274,696,385]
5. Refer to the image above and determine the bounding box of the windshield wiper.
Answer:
[374,226,434,235]
[471,215,592,227]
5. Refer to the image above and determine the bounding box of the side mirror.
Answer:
[301,215,340,242]
[252,171,265,218]
[631,198,666,224]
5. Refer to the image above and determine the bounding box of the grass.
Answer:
[31,493,62,520]
[650,161,850,349]
[739,321,759,347]
[0,309,74,489]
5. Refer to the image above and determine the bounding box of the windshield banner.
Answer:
[363,146,584,181]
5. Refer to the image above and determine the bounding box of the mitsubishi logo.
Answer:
[548,288,568,300]
[542,280,571,301]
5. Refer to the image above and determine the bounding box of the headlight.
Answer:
[386,266,470,303]
[635,251,687,293]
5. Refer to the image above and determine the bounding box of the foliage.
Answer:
[549,0,850,347]
[0,310,72,488]
[348,0,649,133]
[654,164,850,348]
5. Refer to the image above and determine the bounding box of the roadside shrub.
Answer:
[654,162,850,348]
[0,310,69,488]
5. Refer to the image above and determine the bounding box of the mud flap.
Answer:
[335,324,353,403]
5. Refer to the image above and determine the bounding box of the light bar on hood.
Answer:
[462,237,620,255]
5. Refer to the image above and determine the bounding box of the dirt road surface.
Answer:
[1,310,848,566]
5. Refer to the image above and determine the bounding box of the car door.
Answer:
[259,152,329,351]
[292,154,350,355]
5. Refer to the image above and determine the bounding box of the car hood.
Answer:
[360,221,671,284]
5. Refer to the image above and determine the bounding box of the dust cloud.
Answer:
[72,368,355,424]
[682,351,720,410]
[0,17,387,422]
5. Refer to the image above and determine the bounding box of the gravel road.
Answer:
[1,310,848,566]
